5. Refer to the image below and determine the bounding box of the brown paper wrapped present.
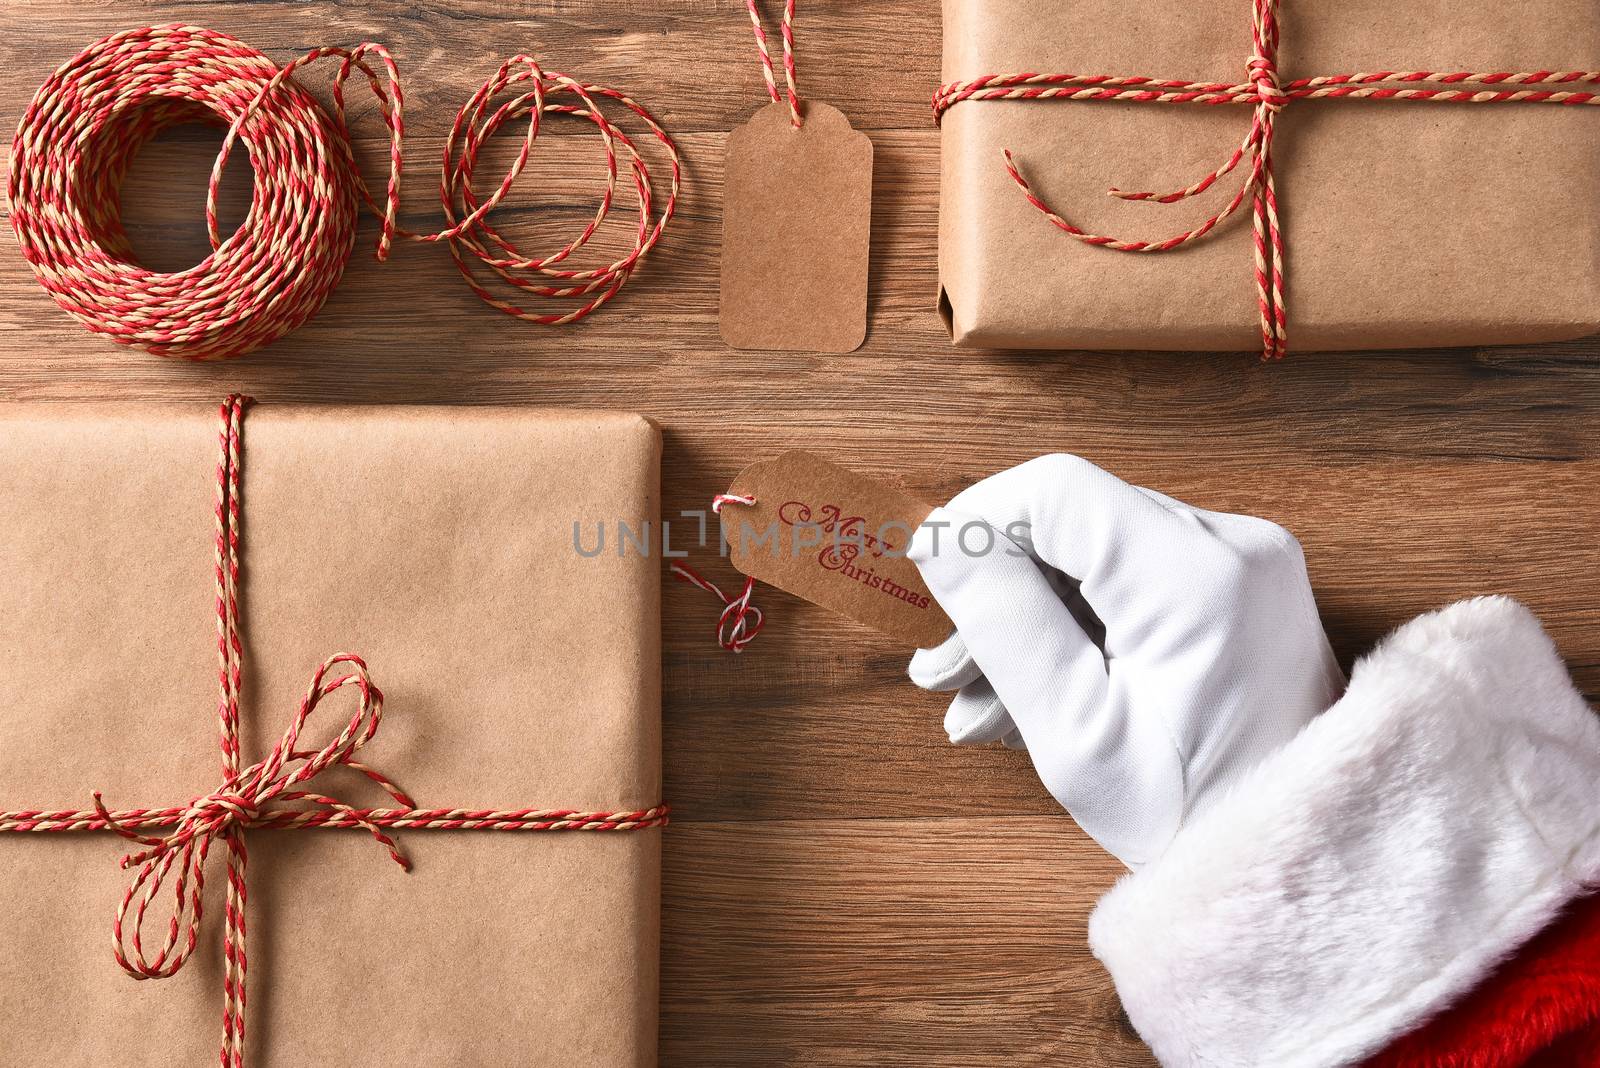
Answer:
[937,0,1600,354]
[0,399,662,1067]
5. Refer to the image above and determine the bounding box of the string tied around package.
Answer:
[0,395,668,1068]
[933,0,1600,360]
[8,24,681,360]
[1247,52,1287,114]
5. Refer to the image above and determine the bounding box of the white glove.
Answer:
[907,455,1344,867]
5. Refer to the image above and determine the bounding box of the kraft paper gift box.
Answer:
[0,402,662,1067]
[938,0,1600,352]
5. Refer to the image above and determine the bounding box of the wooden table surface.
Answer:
[2,3,1597,1065]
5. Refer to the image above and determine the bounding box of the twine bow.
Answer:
[0,395,668,1068]
[94,653,411,984]
[933,0,1600,360]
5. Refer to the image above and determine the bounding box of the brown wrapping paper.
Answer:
[0,403,661,1066]
[939,0,1600,351]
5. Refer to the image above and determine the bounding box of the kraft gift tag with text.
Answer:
[720,451,951,648]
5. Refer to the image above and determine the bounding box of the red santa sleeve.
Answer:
[1365,887,1600,1068]
[1087,597,1600,1068]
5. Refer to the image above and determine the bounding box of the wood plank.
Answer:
[0,0,942,135]
[662,818,1156,1067]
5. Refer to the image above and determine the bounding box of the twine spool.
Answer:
[8,24,680,360]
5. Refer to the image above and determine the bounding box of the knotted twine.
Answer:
[671,494,765,653]
[933,0,1600,360]
[0,395,668,1068]
[9,24,681,360]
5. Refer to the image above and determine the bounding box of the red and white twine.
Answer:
[747,1,803,127]
[933,0,1600,360]
[0,395,667,1068]
[8,24,681,360]
[671,493,764,653]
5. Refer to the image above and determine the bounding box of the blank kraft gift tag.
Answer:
[721,450,952,648]
[721,101,873,352]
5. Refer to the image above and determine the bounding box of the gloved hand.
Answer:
[907,455,1344,867]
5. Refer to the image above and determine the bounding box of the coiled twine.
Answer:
[8,24,680,359]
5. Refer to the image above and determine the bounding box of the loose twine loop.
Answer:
[932,0,1600,360]
[0,395,667,1068]
[8,24,681,360]
[671,493,764,653]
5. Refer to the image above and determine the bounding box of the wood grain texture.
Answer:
[662,820,1150,1067]
[1,2,1597,1065]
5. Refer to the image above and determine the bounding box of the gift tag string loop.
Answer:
[747,1,802,127]
[671,563,765,653]
[933,0,1600,360]
[671,493,764,653]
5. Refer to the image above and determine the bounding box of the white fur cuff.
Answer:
[1089,597,1600,1068]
